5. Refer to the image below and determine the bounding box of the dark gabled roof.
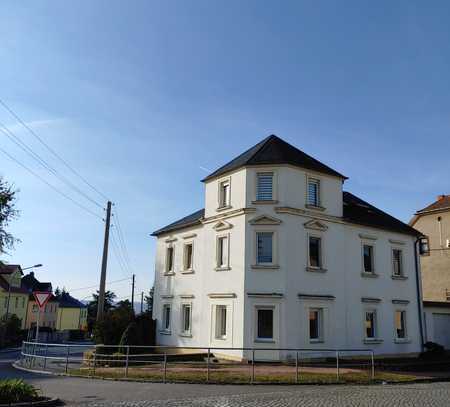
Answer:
[0,263,23,275]
[21,272,52,293]
[57,292,87,308]
[151,209,205,236]
[343,192,421,237]
[416,195,450,215]
[202,135,347,182]
[0,275,29,294]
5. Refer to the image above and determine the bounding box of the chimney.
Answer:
[30,271,34,277]
[437,195,447,201]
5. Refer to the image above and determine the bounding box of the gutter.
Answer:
[414,236,425,351]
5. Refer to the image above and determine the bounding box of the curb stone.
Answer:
[0,397,61,407]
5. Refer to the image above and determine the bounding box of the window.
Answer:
[392,249,403,276]
[395,310,406,339]
[219,180,230,208]
[4,297,7,308]
[183,243,194,271]
[216,236,229,268]
[215,305,227,339]
[256,232,273,264]
[307,178,320,207]
[309,236,322,268]
[15,297,18,308]
[181,304,191,335]
[166,247,174,273]
[22,297,25,308]
[365,310,377,339]
[32,304,38,313]
[309,308,323,341]
[256,172,273,201]
[363,244,374,273]
[257,308,273,340]
[162,304,171,331]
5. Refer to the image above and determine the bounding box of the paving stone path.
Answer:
[83,382,450,407]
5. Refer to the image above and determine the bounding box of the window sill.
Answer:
[305,204,326,211]
[391,275,408,281]
[254,339,276,344]
[179,333,192,338]
[364,338,383,344]
[251,264,280,270]
[309,339,324,344]
[216,205,232,212]
[215,266,231,271]
[251,200,279,205]
[181,269,195,274]
[394,338,411,344]
[159,330,172,336]
[361,272,378,278]
[214,336,227,341]
[164,272,176,276]
[306,266,327,273]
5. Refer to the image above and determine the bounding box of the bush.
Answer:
[0,379,40,404]
[419,341,446,360]
[0,314,23,348]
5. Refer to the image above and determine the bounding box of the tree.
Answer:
[0,314,22,347]
[87,290,116,333]
[54,287,61,297]
[144,286,154,314]
[0,177,19,254]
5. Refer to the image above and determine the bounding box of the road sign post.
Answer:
[33,291,53,342]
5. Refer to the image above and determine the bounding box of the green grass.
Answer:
[0,379,40,404]
[69,367,417,385]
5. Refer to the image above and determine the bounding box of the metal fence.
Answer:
[19,341,375,384]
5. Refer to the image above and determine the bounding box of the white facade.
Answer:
[153,160,423,360]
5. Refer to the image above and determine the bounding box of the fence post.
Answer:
[336,351,340,382]
[43,344,48,371]
[371,351,375,381]
[206,348,210,383]
[125,346,130,378]
[163,352,167,383]
[92,346,97,377]
[295,351,299,383]
[251,349,255,384]
[65,345,70,374]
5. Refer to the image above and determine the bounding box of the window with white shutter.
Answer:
[256,173,273,201]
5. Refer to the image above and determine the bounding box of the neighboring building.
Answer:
[410,195,450,348]
[0,263,29,329]
[56,292,88,331]
[152,135,424,360]
[21,271,52,293]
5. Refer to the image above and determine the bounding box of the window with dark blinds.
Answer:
[307,178,320,206]
[257,173,273,201]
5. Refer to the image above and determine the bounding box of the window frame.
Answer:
[362,243,375,275]
[162,303,171,333]
[165,245,175,275]
[364,309,377,339]
[180,303,192,337]
[394,309,407,340]
[307,234,323,269]
[182,241,194,272]
[215,233,230,270]
[309,308,324,343]
[255,306,275,342]
[391,248,404,277]
[255,231,275,266]
[256,172,274,201]
[306,176,321,207]
[215,305,227,340]
[217,177,231,209]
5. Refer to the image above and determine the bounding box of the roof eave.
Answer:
[151,219,203,237]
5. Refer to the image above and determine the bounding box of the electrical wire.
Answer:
[0,98,110,202]
[0,145,103,220]
[112,206,133,272]
[68,277,132,293]
[110,229,133,277]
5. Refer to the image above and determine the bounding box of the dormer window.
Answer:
[256,172,273,201]
[218,179,230,208]
[307,178,320,207]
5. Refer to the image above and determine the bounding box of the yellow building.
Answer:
[56,292,88,331]
[0,263,29,329]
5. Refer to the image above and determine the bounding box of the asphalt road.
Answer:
[3,349,450,406]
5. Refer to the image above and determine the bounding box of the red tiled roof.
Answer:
[416,195,450,214]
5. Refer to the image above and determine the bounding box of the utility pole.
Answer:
[97,201,112,321]
[140,291,144,314]
[131,274,135,314]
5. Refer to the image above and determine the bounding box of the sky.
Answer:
[1,1,450,302]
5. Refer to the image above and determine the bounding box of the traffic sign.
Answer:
[33,291,52,309]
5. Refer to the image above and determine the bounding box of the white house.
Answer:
[152,135,424,360]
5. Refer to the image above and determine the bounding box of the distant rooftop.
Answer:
[202,135,347,182]
[56,292,87,308]
[416,195,450,214]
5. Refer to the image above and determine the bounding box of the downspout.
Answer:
[414,236,425,351]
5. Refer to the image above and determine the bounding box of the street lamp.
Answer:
[6,264,43,318]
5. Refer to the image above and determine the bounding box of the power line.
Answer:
[112,206,134,272]
[110,229,133,277]
[68,277,132,293]
[0,98,110,202]
[0,122,103,209]
[0,145,103,220]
